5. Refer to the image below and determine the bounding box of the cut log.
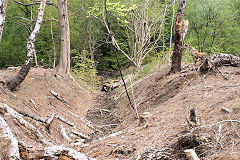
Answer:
[0,115,20,160]
[184,149,200,160]
[19,110,46,123]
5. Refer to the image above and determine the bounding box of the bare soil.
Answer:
[0,65,240,160]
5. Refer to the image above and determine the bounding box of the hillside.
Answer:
[0,66,240,159]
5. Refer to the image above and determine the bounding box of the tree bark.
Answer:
[0,0,8,42]
[5,0,46,91]
[56,0,71,74]
[170,0,187,73]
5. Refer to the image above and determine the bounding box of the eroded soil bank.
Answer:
[0,66,240,159]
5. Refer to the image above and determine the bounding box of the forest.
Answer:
[0,0,240,160]
[1,0,240,78]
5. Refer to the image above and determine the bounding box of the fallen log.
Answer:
[0,115,20,160]
[209,53,240,67]
[19,110,46,123]
[0,103,51,145]
[186,44,240,73]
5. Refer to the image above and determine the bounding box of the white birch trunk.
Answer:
[0,0,8,42]
[5,0,47,91]
[0,115,20,159]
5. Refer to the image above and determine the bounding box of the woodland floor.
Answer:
[0,65,240,160]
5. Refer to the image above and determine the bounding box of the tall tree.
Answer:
[0,0,8,42]
[170,0,187,73]
[56,0,71,74]
[5,0,47,91]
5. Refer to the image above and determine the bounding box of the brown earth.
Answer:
[0,65,240,160]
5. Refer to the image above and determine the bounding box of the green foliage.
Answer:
[0,0,59,68]
[1,0,240,79]
[71,50,97,82]
[185,0,240,56]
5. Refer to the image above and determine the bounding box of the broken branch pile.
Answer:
[0,103,95,160]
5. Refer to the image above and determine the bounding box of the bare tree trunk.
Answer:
[56,0,71,74]
[30,5,38,66]
[170,0,187,73]
[0,0,8,42]
[50,5,57,68]
[5,0,46,91]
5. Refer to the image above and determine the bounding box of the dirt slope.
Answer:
[0,66,240,160]
[82,66,240,160]
[0,67,96,158]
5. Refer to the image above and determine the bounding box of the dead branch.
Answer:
[0,103,51,145]
[50,90,66,103]
[59,124,71,142]
[68,74,85,91]
[71,129,89,139]
[98,131,123,141]
[221,107,232,113]
[68,111,100,132]
[55,115,75,127]
[29,99,37,109]
[19,110,46,123]
[45,112,55,131]
[14,0,57,8]
[190,120,240,133]
[189,108,197,124]
[0,115,20,159]
[0,83,7,95]
[130,77,139,119]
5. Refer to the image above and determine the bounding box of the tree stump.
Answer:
[138,112,151,127]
